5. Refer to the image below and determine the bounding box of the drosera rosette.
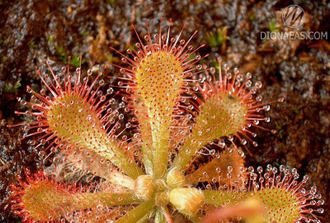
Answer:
[202,164,324,223]
[7,19,323,223]
[8,19,212,222]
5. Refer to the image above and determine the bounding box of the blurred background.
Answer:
[0,0,329,222]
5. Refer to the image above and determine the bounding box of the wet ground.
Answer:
[0,0,329,222]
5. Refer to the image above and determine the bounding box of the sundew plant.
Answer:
[8,20,324,223]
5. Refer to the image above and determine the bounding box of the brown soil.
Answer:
[0,0,329,222]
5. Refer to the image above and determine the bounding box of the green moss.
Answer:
[269,18,280,33]
[4,80,21,94]
[249,13,256,21]
[28,39,35,48]
[206,26,230,47]
[69,55,86,67]
[55,45,68,62]
[48,35,54,43]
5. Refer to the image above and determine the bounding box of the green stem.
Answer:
[133,99,154,175]
[84,192,141,207]
[101,142,144,179]
[115,200,155,223]
[141,143,154,175]
[137,212,153,223]
[155,207,166,223]
[152,126,170,179]
[139,129,154,176]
